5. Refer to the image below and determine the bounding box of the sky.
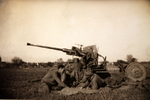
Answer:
[0,0,150,63]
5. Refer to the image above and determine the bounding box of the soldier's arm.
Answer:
[52,71,68,87]
[61,72,66,82]
[79,74,88,83]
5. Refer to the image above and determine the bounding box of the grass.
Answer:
[0,66,150,100]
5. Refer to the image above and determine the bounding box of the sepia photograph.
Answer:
[0,0,150,99]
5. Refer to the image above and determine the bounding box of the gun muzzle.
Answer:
[27,43,31,46]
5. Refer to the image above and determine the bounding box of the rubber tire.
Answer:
[125,62,146,82]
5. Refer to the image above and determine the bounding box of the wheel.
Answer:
[125,62,146,82]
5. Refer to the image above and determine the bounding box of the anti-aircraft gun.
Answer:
[27,43,106,68]
[27,43,147,88]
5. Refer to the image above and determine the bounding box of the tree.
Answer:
[126,54,138,63]
[47,62,54,67]
[11,57,24,68]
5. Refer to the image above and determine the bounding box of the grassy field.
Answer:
[0,64,150,100]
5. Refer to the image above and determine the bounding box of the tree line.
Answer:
[0,56,55,68]
[0,55,149,68]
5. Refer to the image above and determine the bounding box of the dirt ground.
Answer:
[0,67,150,100]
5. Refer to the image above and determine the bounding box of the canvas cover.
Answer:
[57,87,99,95]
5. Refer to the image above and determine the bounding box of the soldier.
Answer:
[77,66,105,89]
[69,58,85,86]
[38,64,68,94]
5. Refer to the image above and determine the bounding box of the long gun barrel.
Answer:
[27,43,64,51]
[27,43,82,56]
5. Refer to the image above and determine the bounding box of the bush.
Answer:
[11,57,24,68]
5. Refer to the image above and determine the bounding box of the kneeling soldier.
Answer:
[77,67,105,90]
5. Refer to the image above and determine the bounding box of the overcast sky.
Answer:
[0,0,150,62]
